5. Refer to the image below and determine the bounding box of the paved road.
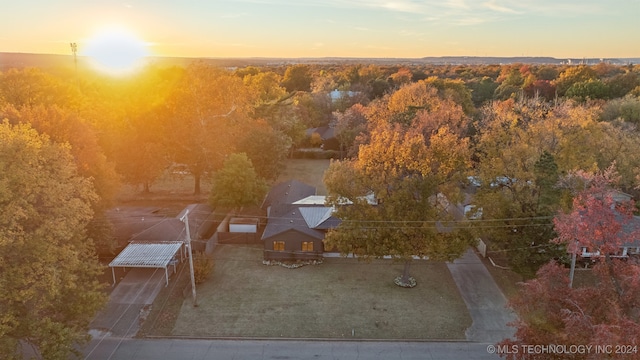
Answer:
[447,249,517,342]
[84,338,501,360]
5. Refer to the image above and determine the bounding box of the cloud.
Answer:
[483,0,518,14]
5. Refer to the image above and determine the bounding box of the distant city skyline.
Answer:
[3,0,639,59]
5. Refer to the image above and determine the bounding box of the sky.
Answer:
[2,0,640,59]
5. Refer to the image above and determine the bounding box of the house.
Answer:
[261,181,340,261]
[305,126,340,151]
[578,215,640,260]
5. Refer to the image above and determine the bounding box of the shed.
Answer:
[229,217,259,233]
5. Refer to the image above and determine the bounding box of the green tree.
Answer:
[282,64,313,92]
[606,71,639,98]
[467,76,499,106]
[209,153,268,209]
[236,121,291,181]
[324,121,474,287]
[0,121,106,359]
[565,79,609,101]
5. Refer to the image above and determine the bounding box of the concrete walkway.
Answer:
[447,248,517,343]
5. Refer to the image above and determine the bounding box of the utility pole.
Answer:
[180,210,198,307]
[569,240,578,288]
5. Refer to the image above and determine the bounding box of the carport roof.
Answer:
[109,241,183,269]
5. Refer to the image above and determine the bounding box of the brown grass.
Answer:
[275,159,331,195]
[170,244,471,339]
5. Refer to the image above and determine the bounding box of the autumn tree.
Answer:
[471,99,573,276]
[242,70,287,105]
[500,168,640,359]
[0,67,82,109]
[209,153,268,209]
[333,103,368,158]
[114,108,169,193]
[0,121,106,359]
[554,65,597,96]
[105,65,182,193]
[0,104,120,254]
[164,62,256,194]
[324,118,474,287]
[389,67,412,87]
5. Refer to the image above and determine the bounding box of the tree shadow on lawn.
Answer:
[170,245,471,340]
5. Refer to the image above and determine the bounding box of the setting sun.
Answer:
[83,26,149,75]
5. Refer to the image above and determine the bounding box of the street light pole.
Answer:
[180,210,198,307]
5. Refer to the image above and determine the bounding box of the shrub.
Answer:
[192,251,214,284]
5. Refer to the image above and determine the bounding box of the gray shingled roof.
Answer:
[261,180,316,210]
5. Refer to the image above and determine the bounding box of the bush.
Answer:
[600,95,640,124]
[192,251,214,284]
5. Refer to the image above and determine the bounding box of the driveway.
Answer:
[447,248,517,343]
[84,268,167,359]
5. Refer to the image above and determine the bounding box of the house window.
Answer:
[302,241,313,251]
[273,241,285,251]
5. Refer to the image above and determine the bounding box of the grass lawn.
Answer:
[171,244,471,340]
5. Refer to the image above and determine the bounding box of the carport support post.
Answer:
[181,210,198,307]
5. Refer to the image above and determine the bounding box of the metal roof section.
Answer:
[292,195,327,205]
[261,204,325,240]
[299,206,333,228]
[109,241,183,286]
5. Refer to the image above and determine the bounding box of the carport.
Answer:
[109,241,183,287]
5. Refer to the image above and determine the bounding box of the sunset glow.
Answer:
[1,0,639,59]
[82,26,149,75]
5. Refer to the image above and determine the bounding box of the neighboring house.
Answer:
[261,181,340,261]
[579,215,640,260]
[329,90,358,102]
[305,126,340,151]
